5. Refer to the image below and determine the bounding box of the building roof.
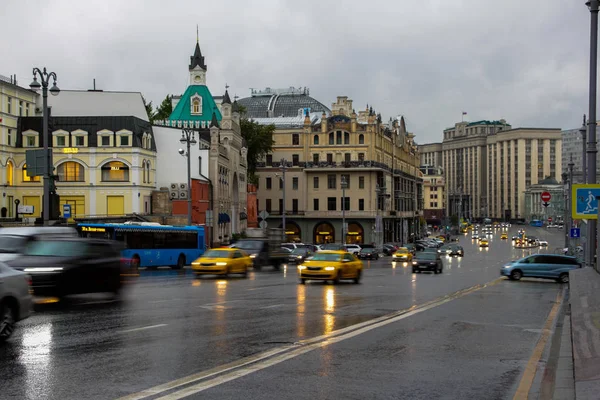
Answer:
[538,177,559,185]
[17,116,157,151]
[189,42,207,70]
[168,85,222,123]
[237,87,331,118]
[251,111,324,128]
[46,90,150,122]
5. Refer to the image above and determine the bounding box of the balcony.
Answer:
[267,210,306,216]
[256,160,419,177]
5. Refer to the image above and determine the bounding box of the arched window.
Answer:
[313,135,319,145]
[191,96,203,115]
[6,161,13,186]
[142,136,147,149]
[344,132,350,144]
[57,162,85,182]
[146,161,151,184]
[192,99,200,114]
[101,161,129,182]
[142,160,147,183]
[328,132,334,145]
[22,164,40,182]
[359,134,365,144]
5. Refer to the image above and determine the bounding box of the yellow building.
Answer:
[4,89,157,221]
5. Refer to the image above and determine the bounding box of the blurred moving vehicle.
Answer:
[191,248,252,277]
[479,238,489,247]
[6,238,123,298]
[500,233,508,240]
[358,247,379,260]
[344,244,362,255]
[392,247,413,261]
[501,254,581,283]
[77,222,205,270]
[298,251,362,284]
[412,252,443,274]
[538,239,549,247]
[0,226,78,263]
[438,244,464,257]
[0,263,32,342]
[288,248,313,264]
[230,228,289,271]
[472,233,479,240]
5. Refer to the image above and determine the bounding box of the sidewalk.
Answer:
[569,267,600,399]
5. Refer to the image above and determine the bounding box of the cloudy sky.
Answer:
[0,0,591,143]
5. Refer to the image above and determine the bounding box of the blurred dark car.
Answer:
[405,243,425,254]
[288,248,313,264]
[438,244,464,257]
[412,251,443,274]
[358,247,379,260]
[382,244,397,256]
[6,237,123,298]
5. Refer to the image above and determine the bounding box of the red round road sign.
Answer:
[541,191,551,202]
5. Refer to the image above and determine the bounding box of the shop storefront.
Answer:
[345,222,364,244]
[283,221,302,243]
[313,222,335,244]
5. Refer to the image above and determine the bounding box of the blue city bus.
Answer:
[530,219,543,227]
[76,223,205,270]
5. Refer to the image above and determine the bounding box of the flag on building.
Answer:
[462,111,467,115]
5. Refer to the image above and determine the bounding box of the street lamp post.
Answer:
[179,129,197,225]
[580,115,587,183]
[341,176,347,245]
[586,0,599,268]
[30,68,60,226]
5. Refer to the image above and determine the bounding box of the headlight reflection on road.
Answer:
[283,264,287,278]
[296,284,306,337]
[22,322,53,400]
[324,287,336,335]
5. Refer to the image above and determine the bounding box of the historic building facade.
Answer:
[419,120,562,221]
[420,165,445,226]
[153,41,248,245]
[254,95,423,245]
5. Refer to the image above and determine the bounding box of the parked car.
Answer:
[281,243,307,251]
[538,239,549,247]
[0,263,32,342]
[321,243,345,251]
[6,237,123,297]
[358,247,379,260]
[412,252,443,274]
[382,244,396,256]
[501,254,581,283]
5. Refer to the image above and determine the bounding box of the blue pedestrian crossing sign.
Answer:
[570,228,580,238]
[572,184,600,220]
[62,204,71,219]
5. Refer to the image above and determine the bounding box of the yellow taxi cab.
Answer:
[500,232,508,240]
[298,250,362,284]
[479,238,489,247]
[436,236,446,243]
[392,247,413,262]
[191,248,252,277]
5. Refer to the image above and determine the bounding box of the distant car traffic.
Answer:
[392,247,413,262]
[500,233,508,240]
[0,263,32,342]
[479,238,489,247]
[438,244,464,257]
[288,248,313,264]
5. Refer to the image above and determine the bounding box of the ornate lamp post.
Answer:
[179,129,197,225]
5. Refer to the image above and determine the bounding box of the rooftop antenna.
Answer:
[93,78,96,90]
[234,94,239,101]
[225,83,229,91]
[196,24,199,43]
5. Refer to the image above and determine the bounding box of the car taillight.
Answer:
[26,275,32,286]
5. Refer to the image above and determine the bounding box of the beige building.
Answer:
[418,120,562,221]
[420,165,445,225]
[250,94,423,245]
[420,142,443,167]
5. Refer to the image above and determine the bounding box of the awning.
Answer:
[240,212,248,220]
[218,213,231,224]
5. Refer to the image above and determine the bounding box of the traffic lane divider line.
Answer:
[118,324,168,334]
[117,277,504,400]
[512,286,565,400]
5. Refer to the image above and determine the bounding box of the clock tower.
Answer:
[189,40,207,85]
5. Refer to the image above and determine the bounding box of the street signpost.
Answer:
[259,220,268,229]
[62,204,71,219]
[572,184,600,219]
[541,191,551,208]
[570,228,581,238]
[259,210,269,220]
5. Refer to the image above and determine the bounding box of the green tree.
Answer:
[142,96,155,123]
[154,95,173,121]
[240,118,275,184]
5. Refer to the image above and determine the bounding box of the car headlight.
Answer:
[504,265,512,268]
[216,262,228,266]
[324,266,335,271]
[23,267,63,272]
[298,265,306,270]
[249,254,256,258]
[412,261,418,265]
[297,255,303,259]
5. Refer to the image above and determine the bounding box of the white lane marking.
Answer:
[150,300,175,304]
[246,287,269,291]
[147,279,502,400]
[260,304,287,309]
[119,324,168,333]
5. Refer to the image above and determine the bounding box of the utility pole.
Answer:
[341,176,347,245]
[586,0,599,269]
[581,115,587,183]
[280,158,287,242]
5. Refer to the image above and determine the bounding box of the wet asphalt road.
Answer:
[0,226,566,400]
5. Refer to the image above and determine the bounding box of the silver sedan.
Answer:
[0,263,33,342]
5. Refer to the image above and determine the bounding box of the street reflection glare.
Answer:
[216,280,227,297]
[192,280,201,287]
[324,287,336,335]
[296,284,306,337]
[283,265,287,278]
[22,322,53,399]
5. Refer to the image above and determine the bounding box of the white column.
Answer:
[89,151,97,215]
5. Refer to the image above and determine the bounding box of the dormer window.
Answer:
[52,129,69,147]
[72,129,88,147]
[191,94,203,115]
[22,130,39,148]
[116,129,133,148]
[98,130,114,147]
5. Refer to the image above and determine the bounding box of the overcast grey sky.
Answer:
[0,0,590,142]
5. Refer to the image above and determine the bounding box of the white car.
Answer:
[471,234,479,240]
[0,263,33,342]
[344,244,362,255]
[538,239,549,247]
